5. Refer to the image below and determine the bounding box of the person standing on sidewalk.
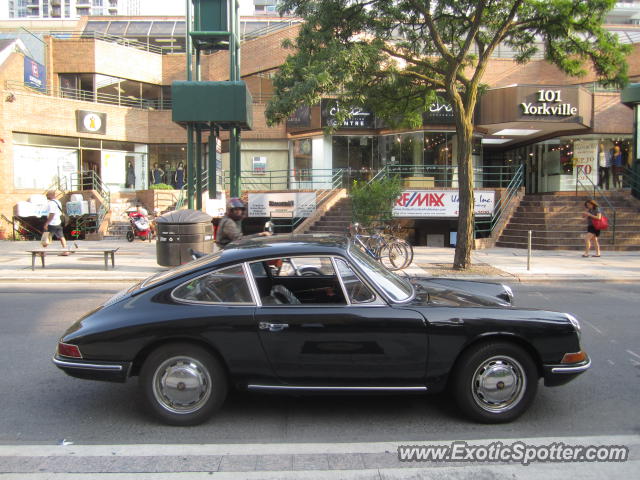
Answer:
[582,199,602,258]
[43,191,69,255]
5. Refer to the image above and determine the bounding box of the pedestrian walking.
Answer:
[43,191,69,255]
[582,199,602,258]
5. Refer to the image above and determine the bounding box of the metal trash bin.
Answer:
[155,209,214,267]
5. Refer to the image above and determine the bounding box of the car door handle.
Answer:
[259,322,289,332]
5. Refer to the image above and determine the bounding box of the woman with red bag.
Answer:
[582,199,602,258]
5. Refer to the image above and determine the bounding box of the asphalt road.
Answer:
[0,281,638,447]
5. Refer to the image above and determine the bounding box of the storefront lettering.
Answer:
[396,192,445,207]
[521,89,577,116]
[429,101,452,113]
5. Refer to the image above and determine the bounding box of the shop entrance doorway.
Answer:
[81,149,101,190]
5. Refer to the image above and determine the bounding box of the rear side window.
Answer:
[172,264,253,304]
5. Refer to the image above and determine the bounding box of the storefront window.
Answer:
[148,144,187,189]
[293,139,312,181]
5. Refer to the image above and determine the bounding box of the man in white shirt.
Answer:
[43,191,69,254]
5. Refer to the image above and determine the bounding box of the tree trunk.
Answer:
[453,114,475,270]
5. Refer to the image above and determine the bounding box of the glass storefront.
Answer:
[509,134,632,193]
[13,133,150,191]
[148,144,187,189]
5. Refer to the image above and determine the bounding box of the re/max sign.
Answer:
[396,192,445,207]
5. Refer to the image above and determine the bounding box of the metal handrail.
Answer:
[475,163,524,235]
[68,171,111,231]
[623,166,640,199]
[575,166,617,245]
[290,169,346,231]
[50,31,165,55]
[6,80,172,111]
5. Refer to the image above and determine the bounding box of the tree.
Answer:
[266,0,630,269]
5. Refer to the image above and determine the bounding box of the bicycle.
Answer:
[350,223,411,271]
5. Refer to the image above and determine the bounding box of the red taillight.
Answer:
[58,342,82,358]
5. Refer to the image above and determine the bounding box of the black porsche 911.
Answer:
[53,235,590,426]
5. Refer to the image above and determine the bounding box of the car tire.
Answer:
[452,341,538,423]
[140,343,227,426]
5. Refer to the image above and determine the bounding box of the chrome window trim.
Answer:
[346,245,415,305]
[170,264,256,306]
[244,261,263,307]
[332,257,385,306]
[331,256,352,306]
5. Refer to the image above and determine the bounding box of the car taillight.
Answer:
[560,351,587,364]
[58,342,82,358]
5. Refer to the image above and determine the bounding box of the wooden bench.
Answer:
[26,248,119,271]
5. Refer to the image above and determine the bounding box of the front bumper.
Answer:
[542,355,591,387]
[52,355,131,383]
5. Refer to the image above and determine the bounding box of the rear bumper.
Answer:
[542,356,591,387]
[52,355,131,383]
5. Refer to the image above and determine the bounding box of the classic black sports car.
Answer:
[53,235,590,425]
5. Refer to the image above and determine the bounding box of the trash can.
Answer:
[155,209,214,267]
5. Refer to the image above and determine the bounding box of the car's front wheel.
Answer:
[452,341,538,423]
[140,343,227,426]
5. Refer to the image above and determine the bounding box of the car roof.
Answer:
[217,234,351,264]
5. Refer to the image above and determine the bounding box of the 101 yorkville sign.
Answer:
[520,89,578,116]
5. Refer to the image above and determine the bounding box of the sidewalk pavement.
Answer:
[0,239,638,284]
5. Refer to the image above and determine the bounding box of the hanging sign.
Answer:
[76,110,107,134]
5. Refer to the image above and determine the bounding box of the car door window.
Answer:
[250,256,346,305]
[334,258,376,304]
[172,264,253,304]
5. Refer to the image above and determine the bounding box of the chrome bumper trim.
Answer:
[52,356,123,371]
[247,385,427,392]
[550,358,591,374]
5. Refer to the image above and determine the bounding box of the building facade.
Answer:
[0,15,638,242]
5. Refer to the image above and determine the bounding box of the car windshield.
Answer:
[348,244,413,302]
[141,252,222,288]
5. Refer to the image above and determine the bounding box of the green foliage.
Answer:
[150,183,174,190]
[267,0,630,268]
[350,175,402,227]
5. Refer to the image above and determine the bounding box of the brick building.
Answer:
[0,15,639,246]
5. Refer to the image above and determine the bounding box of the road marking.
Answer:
[0,435,637,457]
[626,350,640,360]
[607,359,615,366]
[1,461,639,480]
[581,319,603,335]
[630,358,640,367]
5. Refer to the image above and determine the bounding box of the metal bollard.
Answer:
[527,230,532,271]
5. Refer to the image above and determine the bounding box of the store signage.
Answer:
[286,105,311,127]
[321,99,375,129]
[521,89,578,117]
[423,99,455,124]
[252,156,267,175]
[393,190,495,217]
[24,57,46,92]
[573,140,598,185]
[248,192,316,217]
[76,110,107,135]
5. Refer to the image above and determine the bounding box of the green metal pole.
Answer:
[208,124,216,199]
[187,124,195,209]
[196,126,203,210]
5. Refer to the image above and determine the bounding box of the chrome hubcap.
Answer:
[471,355,526,413]
[152,356,212,414]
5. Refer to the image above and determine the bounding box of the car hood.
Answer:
[406,277,512,307]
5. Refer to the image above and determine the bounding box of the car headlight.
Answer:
[565,313,582,340]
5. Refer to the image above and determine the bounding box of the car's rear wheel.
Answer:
[452,341,538,423]
[140,343,227,426]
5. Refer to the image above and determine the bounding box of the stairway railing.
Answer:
[69,171,111,234]
[475,163,525,237]
[575,166,617,245]
[288,169,346,232]
[623,166,640,200]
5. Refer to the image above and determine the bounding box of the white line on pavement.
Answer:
[1,460,639,480]
[626,349,640,360]
[0,435,637,457]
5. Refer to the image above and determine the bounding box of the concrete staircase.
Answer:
[305,197,352,235]
[496,191,640,250]
[104,220,130,240]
